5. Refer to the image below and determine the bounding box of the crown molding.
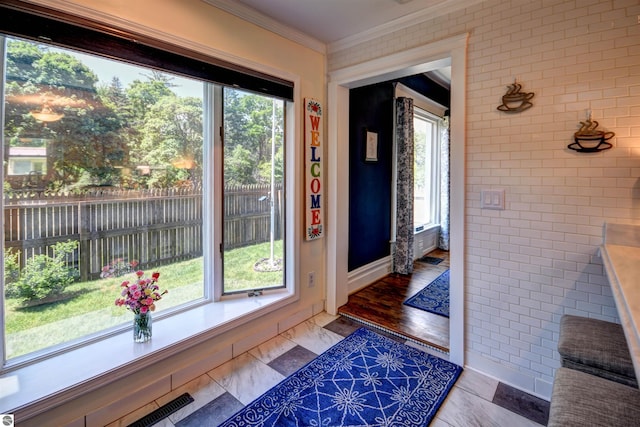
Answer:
[327,0,484,54]
[328,33,467,87]
[19,0,479,61]
[202,0,326,54]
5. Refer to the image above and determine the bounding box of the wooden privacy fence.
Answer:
[223,184,283,250]
[4,184,283,280]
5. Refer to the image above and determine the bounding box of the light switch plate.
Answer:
[480,189,505,210]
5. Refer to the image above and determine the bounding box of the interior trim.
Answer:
[202,0,326,54]
[327,0,484,53]
[327,33,468,367]
[347,256,392,295]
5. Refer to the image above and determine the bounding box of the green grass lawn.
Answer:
[4,240,283,359]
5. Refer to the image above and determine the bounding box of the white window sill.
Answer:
[414,223,440,234]
[0,290,296,417]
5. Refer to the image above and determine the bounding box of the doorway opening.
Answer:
[339,74,450,350]
[326,33,468,366]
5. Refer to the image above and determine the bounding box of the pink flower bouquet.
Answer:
[115,271,167,314]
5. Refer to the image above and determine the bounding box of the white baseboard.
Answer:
[347,256,392,294]
[466,351,553,401]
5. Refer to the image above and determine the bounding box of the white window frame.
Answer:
[413,107,442,232]
[217,88,288,298]
[0,34,301,415]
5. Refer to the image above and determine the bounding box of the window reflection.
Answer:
[2,37,206,360]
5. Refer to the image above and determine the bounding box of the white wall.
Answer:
[329,0,640,398]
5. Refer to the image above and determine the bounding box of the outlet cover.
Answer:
[308,271,315,287]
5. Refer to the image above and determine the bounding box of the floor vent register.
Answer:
[127,392,194,427]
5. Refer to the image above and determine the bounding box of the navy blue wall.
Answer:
[348,75,449,273]
[348,83,395,271]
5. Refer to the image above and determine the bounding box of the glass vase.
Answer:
[133,312,152,343]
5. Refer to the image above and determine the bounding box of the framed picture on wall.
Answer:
[365,130,378,162]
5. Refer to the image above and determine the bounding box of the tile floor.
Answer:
[108,312,550,427]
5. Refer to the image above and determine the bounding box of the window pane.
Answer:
[414,116,433,227]
[2,37,205,360]
[222,88,285,294]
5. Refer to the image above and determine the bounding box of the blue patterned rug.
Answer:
[404,270,450,317]
[219,327,462,427]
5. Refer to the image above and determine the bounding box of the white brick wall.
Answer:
[329,0,640,397]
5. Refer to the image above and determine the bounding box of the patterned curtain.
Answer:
[439,116,450,251]
[393,97,414,274]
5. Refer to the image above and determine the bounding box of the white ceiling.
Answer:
[229,0,449,44]
[204,0,473,86]
[205,0,477,50]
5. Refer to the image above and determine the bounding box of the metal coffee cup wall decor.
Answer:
[497,81,534,113]
[568,115,614,153]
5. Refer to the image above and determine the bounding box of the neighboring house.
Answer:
[7,146,47,176]
[0,0,638,425]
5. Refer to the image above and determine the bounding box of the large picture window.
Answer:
[0,6,293,367]
[2,36,208,361]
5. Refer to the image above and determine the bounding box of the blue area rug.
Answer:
[219,327,462,427]
[404,270,450,317]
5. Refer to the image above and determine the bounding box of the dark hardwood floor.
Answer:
[338,249,450,352]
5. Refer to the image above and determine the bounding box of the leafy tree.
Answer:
[126,75,175,124]
[414,122,427,195]
[5,40,42,82]
[32,51,98,89]
[99,77,130,118]
[226,145,256,185]
[4,40,126,189]
[4,41,47,147]
[136,95,203,187]
[47,99,127,187]
[223,90,284,185]
[3,38,283,191]
[258,144,284,184]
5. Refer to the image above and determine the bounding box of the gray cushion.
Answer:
[558,315,637,387]
[549,367,640,427]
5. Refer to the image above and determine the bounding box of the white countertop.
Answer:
[600,222,640,376]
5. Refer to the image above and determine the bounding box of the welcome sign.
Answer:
[305,98,323,240]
